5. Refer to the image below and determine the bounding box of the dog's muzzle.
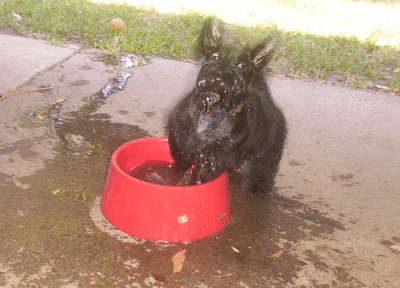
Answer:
[200,91,220,112]
[196,75,232,112]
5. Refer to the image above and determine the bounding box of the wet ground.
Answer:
[1,36,400,287]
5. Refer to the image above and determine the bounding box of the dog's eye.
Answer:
[212,52,219,60]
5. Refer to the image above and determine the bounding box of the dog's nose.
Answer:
[197,78,225,111]
[201,91,220,110]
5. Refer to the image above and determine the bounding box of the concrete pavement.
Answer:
[0,34,77,97]
[0,31,400,288]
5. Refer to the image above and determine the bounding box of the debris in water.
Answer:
[52,189,64,196]
[171,249,187,276]
[267,249,284,259]
[12,176,31,190]
[213,272,235,278]
[231,247,240,253]
[276,205,286,213]
[152,274,168,283]
[44,126,60,141]
[120,55,148,68]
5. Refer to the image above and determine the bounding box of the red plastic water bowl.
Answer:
[101,137,231,243]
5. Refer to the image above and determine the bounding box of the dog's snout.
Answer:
[197,77,226,111]
[201,91,220,110]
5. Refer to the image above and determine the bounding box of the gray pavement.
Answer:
[0,34,77,96]
[0,32,400,288]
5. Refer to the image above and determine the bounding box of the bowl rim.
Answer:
[111,136,229,190]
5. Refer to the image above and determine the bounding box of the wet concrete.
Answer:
[0,38,400,287]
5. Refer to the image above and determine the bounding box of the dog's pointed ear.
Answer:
[199,17,223,57]
[251,35,279,70]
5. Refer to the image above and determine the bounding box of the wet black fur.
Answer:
[167,18,287,194]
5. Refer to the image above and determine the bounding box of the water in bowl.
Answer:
[128,161,198,186]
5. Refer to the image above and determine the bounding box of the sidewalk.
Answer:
[0,32,400,287]
[0,34,76,96]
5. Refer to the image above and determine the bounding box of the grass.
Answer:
[1,0,400,93]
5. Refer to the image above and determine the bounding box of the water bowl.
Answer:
[101,137,231,243]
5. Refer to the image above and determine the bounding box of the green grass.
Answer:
[0,0,204,58]
[1,0,400,93]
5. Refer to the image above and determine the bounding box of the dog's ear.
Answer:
[199,17,223,57]
[251,35,279,70]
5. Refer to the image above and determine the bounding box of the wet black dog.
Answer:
[167,18,287,194]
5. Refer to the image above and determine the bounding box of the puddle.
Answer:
[0,55,349,287]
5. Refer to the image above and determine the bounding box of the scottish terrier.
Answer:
[167,17,287,194]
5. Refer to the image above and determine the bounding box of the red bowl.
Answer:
[101,137,231,243]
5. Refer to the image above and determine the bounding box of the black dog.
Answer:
[167,18,287,194]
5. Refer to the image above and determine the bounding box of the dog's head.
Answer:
[195,17,278,114]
